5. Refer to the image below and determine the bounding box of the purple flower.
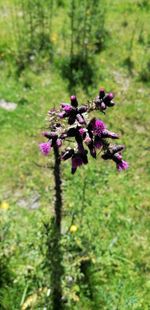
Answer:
[43,90,128,175]
[89,118,106,136]
[39,142,51,156]
[113,153,128,171]
[117,160,128,171]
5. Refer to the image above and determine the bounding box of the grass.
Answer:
[0,0,150,309]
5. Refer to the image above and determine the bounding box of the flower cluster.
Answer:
[39,88,128,174]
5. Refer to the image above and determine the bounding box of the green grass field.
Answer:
[0,0,150,309]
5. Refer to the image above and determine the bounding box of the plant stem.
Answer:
[51,145,63,310]
[53,146,62,229]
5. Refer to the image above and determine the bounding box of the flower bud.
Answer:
[70,95,78,107]
[61,104,73,113]
[100,102,106,111]
[99,87,105,99]
[58,111,67,119]
[111,145,125,154]
[76,114,85,124]
[106,100,115,107]
[61,148,74,160]
[78,106,88,113]
[103,93,114,105]
[101,130,119,139]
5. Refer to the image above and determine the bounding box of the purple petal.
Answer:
[114,153,122,161]
[39,142,51,156]
[117,160,129,171]
[90,118,106,135]
[61,104,73,113]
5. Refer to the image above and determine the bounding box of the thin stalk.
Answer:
[53,146,62,230]
[50,145,63,310]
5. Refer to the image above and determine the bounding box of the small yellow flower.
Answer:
[70,225,77,233]
[1,201,9,210]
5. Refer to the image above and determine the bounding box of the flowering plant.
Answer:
[39,88,128,173]
[39,88,128,309]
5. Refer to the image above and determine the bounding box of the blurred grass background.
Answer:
[0,0,150,309]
